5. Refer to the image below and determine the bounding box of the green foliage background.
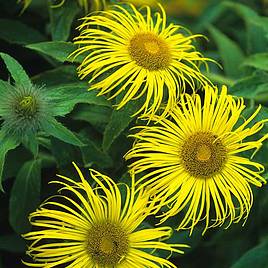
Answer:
[0,0,267,267]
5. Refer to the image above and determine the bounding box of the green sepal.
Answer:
[0,80,14,113]
[9,159,42,234]
[46,83,110,117]
[0,133,20,192]
[41,117,85,146]
[0,53,32,89]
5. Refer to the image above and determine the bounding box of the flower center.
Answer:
[180,132,227,178]
[87,222,128,266]
[128,32,171,71]
[16,95,37,118]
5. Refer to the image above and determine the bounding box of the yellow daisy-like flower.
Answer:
[23,163,187,267]
[72,4,213,117]
[125,85,268,234]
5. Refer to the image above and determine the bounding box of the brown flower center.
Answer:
[180,132,227,178]
[88,222,128,266]
[128,32,171,71]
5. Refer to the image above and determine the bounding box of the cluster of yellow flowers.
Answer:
[23,2,268,268]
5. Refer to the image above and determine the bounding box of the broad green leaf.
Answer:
[195,3,226,32]
[71,104,112,131]
[0,234,26,252]
[49,0,80,41]
[208,25,245,78]
[32,65,79,87]
[0,19,45,45]
[0,53,32,88]
[230,239,268,268]
[242,53,268,71]
[9,159,42,234]
[50,137,81,167]
[230,71,268,101]
[46,83,110,116]
[26,41,83,63]
[203,71,235,86]
[0,134,20,191]
[102,97,143,151]
[223,1,268,53]
[22,133,39,158]
[41,118,84,146]
[79,131,113,168]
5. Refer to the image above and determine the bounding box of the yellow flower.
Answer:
[23,163,187,267]
[72,4,213,117]
[125,85,268,234]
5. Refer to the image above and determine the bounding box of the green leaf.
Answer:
[230,71,268,101]
[26,41,83,63]
[230,239,268,268]
[9,159,42,234]
[49,0,80,41]
[102,98,143,151]
[41,117,84,146]
[195,3,226,32]
[0,19,45,45]
[71,104,112,131]
[0,80,14,102]
[0,234,26,253]
[0,53,32,88]
[50,137,81,167]
[2,145,32,182]
[203,71,235,87]
[46,83,110,116]
[208,25,245,78]
[32,66,79,87]
[223,2,268,53]
[0,134,20,191]
[242,53,268,71]
[79,130,113,168]
[22,133,39,158]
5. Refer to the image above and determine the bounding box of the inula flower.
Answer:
[0,52,86,190]
[72,4,213,117]
[125,85,268,234]
[0,83,49,137]
[23,163,187,267]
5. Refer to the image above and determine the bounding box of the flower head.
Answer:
[0,83,49,137]
[23,163,187,267]
[72,4,213,117]
[125,85,268,234]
